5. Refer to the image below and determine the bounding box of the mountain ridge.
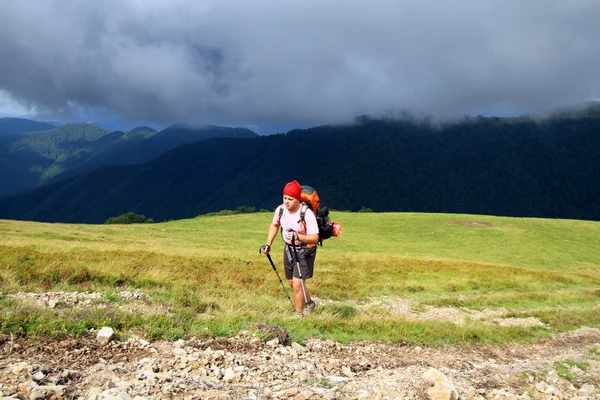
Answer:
[0,121,258,195]
[1,115,598,223]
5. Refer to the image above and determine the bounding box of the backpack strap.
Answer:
[299,203,321,246]
[298,203,309,227]
[281,204,319,246]
[278,205,284,233]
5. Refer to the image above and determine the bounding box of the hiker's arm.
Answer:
[293,232,319,245]
[265,223,279,247]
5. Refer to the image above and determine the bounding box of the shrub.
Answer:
[105,212,153,224]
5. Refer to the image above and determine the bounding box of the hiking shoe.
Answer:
[305,300,317,313]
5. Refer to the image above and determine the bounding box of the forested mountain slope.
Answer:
[0,123,110,195]
[0,123,258,195]
[47,124,258,183]
[0,116,598,223]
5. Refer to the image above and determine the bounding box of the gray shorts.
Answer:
[284,245,317,280]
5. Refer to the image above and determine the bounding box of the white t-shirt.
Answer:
[272,205,319,245]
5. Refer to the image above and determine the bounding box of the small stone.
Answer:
[19,381,37,394]
[96,327,115,345]
[423,368,458,400]
[31,371,45,382]
[44,385,67,398]
[222,368,236,382]
[294,371,310,382]
[580,384,595,392]
[535,382,547,393]
[328,376,352,383]
[212,350,225,361]
[294,391,313,400]
[172,348,187,357]
[87,387,103,398]
[155,373,172,383]
[291,342,307,353]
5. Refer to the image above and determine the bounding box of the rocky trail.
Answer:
[1,292,599,400]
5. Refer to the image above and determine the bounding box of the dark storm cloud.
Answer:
[0,0,599,126]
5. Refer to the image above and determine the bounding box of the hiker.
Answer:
[261,180,319,316]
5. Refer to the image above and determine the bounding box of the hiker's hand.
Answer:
[261,244,271,255]
[284,230,299,242]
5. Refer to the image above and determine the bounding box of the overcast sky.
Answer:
[1,0,599,131]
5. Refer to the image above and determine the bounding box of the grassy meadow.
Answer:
[1,211,599,346]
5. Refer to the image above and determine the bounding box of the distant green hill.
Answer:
[0,123,258,196]
[0,115,598,223]
[0,117,56,135]
[41,127,158,181]
[46,124,257,183]
[0,123,110,195]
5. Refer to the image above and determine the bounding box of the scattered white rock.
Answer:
[96,327,115,345]
[423,368,458,400]
[172,348,187,358]
[2,292,600,400]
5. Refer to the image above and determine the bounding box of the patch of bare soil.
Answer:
[319,297,546,328]
[1,292,599,399]
[449,220,493,228]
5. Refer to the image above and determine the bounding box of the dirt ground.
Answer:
[1,292,599,399]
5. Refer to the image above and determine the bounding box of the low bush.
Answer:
[105,212,154,224]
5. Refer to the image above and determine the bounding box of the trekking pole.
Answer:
[260,247,294,308]
[290,234,310,315]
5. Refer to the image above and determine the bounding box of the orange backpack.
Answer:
[279,184,342,246]
[299,185,320,218]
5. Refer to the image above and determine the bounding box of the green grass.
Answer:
[0,211,599,345]
[554,360,590,383]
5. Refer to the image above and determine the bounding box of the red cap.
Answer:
[283,180,302,201]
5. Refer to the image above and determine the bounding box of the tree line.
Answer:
[0,115,599,223]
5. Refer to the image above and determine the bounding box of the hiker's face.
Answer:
[283,195,299,209]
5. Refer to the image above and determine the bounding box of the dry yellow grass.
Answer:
[1,212,599,343]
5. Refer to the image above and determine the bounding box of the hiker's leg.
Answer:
[285,246,315,311]
[292,278,308,312]
[284,248,293,287]
[284,248,298,307]
[292,250,314,312]
[301,247,315,305]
